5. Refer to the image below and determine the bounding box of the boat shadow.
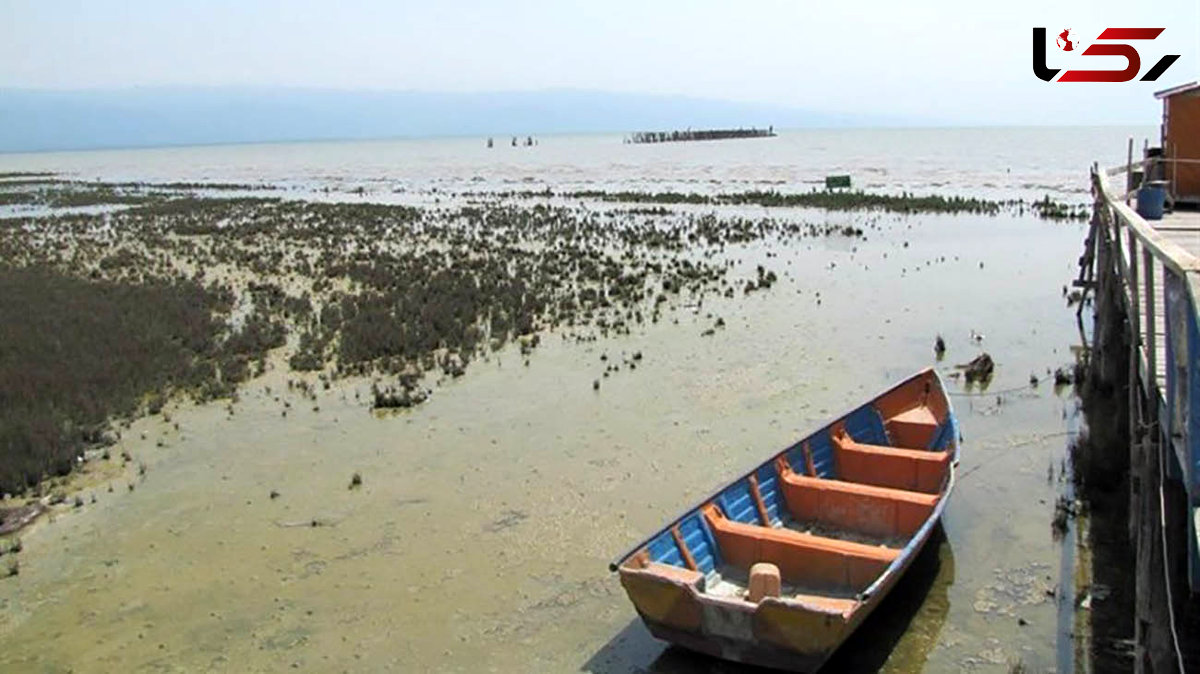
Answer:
[583,525,954,673]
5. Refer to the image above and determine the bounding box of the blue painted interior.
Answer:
[755,464,784,526]
[843,404,890,446]
[810,431,837,478]
[718,480,761,525]
[645,514,721,573]
[927,420,953,451]
[648,530,685,568]
[679,512,720,573]
[783,442,807,475]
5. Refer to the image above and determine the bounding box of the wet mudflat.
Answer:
[0,181,1090,673]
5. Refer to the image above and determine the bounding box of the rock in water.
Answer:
[963,353,995,383]
[934,335,946,358]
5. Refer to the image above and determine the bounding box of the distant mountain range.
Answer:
[0,87,915,153]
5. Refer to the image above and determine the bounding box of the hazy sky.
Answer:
[3,0,1199,125]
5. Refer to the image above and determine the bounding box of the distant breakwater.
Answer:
[626,127,775,144]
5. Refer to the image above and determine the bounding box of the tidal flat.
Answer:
[0,174,1091,672]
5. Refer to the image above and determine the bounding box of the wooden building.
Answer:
[1156,81,1200,206]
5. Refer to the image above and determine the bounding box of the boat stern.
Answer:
[617,553,853,671]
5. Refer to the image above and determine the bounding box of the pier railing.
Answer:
[1087,162,1194,671]
[1091,163,1200,493]
[1107,155,1200,206]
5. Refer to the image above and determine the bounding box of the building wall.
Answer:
[1165,91,1200,200]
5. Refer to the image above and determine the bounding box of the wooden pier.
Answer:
[626,127,775,144]
[1080,160,1200,672]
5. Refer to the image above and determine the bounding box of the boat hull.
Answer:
[642,619,830,671]
[612,368,959,671]
[621,498,947,671]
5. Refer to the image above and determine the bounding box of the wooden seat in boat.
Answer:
[884,405,940,447]
[774,458,938,539]
[874,371,952,449]
[831,424,950,494]
[702,504,898,593]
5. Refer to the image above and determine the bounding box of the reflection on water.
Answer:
[825,527,954,673]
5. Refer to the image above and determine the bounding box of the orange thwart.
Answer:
[610,368,960,671]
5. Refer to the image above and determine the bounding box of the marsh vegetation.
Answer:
[0,175,1082,496]
[0,179,888,493]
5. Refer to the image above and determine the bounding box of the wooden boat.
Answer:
[610,368,959,671]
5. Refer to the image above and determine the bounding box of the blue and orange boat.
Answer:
[610,368,960,671]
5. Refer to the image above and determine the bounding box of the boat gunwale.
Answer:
[607,367,960,573]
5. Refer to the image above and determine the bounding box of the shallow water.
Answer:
[1,199,1089,671]
[0,125,1153,202]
